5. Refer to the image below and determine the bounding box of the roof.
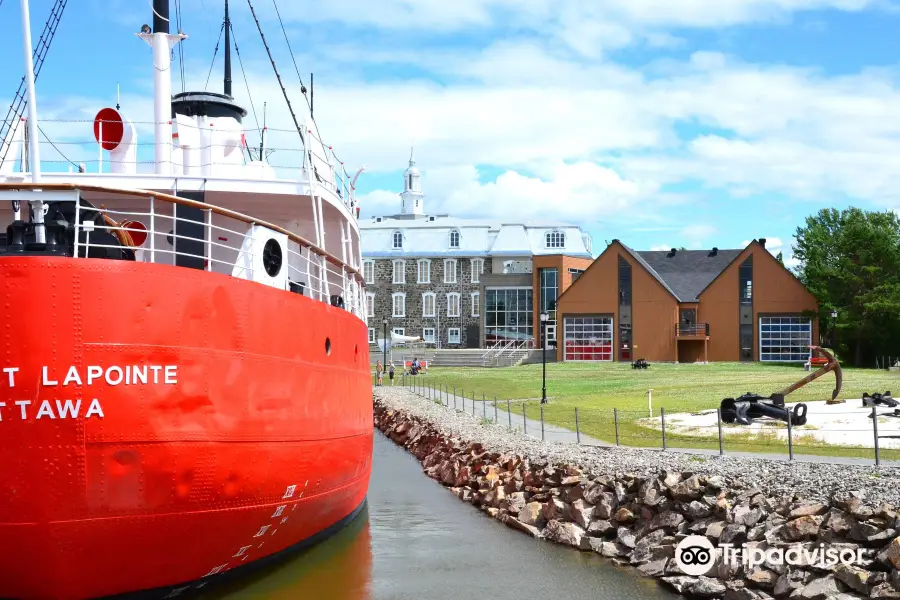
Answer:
[360,214,593,259]
[628,246,744,302]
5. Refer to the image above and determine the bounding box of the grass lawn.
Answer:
[411,362,900,461]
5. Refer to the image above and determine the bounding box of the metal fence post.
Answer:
[787,411,794,461]
[873,406,881,467]
[614,408,620,446]
[540,405,545,441]
[523,402,527,435]
[494,396,498,423]
[575,407,581,444]
[661,407,667,450]
[507,399,512,428]
[717,408,724,456]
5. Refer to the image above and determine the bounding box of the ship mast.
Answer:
[20,0,44,241]
[224,0,232,97]
[145,0,185,176]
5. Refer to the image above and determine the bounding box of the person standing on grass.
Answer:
[389,362,395,386]
[375,360,383,386]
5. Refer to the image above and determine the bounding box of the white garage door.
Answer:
[564,316,613,361]
[759,316,812,362]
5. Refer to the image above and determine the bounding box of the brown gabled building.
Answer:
[554,239,820,363]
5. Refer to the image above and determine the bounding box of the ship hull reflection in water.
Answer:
[198,503,373,600]
[200,432,675,600]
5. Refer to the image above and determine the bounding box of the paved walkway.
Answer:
[401,378,899,468]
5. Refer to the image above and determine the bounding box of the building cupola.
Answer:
[400,146,424,215]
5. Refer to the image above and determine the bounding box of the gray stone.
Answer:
[544,520,585,548]
[637,558,669,577]
[502,516,543,539]
[587,519,616,537]
[617,527,636,549]
[834,564,874,595]
[721,523,748,545]
[589,539,627,558]
[791,575,840,599]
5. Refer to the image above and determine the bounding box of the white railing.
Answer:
[480,339,506,363]
[0,118,360,215]
[0,183,366,321]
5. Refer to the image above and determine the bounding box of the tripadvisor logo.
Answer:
[675,535,866,575]
[675,536,716,576]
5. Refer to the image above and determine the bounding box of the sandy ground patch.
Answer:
[637,398,900,449]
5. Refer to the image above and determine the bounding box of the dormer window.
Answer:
[449,229,460,249]
[392,230,403,249]
[546,230,565,249]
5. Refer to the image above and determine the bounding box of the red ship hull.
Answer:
[0,257,373,600]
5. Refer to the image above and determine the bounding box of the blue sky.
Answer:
[4,1,900,265]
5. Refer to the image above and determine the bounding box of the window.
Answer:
[363,260,375,284]
[448,328,461,345]
[739,256,753,361]
[618,256,632,361]
[545,230,565,249]
[392,230,403,249]
[485,288,534,344]
[417,259,431,284]
[447,292,460,317]
[471,258,484,284]
[449,229,460,249]
[444,259,457,283]
[392,292,406,317]
[365,293,375,318]
[368,328,376,344]
[568,268,585,283]
[392,327,405,336]
[422,292,436,317]
[539,268,558,317]
[423,328,436,343]
[471,292,480,317]
[564,316,613,361]
[759,316,812,362]
[408,174,413,190]
[392,260,406,284]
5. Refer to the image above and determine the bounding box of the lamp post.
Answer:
[382,317,388,367]
[830,309,838,351]
[540,311,549,404]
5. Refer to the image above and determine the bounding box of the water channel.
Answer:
[202,431,676,599]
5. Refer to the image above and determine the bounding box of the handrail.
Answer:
[0,182,363,285]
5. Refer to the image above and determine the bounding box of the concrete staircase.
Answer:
[427,347,536,368]
[430,349,488,368]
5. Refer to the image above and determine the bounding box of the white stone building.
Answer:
[360,153,594,349]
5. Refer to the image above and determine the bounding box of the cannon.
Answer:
[720,346,842,427]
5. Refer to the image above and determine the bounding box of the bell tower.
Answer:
[399,147,424,215]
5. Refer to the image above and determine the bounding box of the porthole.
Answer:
[325,337,332,356]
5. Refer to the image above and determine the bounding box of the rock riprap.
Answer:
[375,387,900,600]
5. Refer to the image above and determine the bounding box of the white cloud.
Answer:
[19,0,900,245]
[359,161,672,227]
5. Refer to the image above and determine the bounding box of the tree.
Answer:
[776,251,784,265]
[793,207,900,366]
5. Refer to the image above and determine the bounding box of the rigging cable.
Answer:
[245,0,305,145]
[204,22,225,91]
[230,23,260,132]
[36,123,78,170]
[0,0,68,165]
[229,22,261,163]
